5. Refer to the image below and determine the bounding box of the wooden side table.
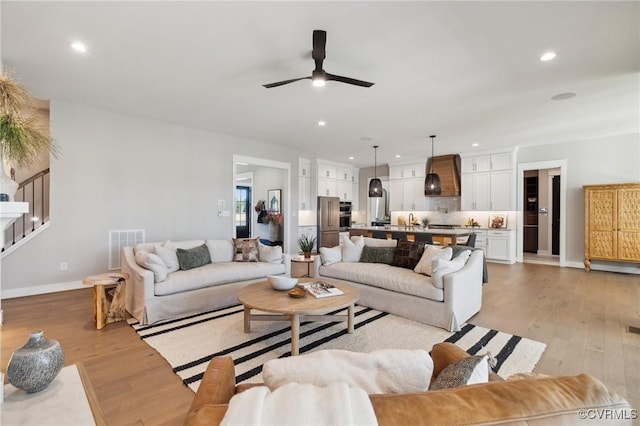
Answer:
[291,255,315,278]
[82,272,129,329]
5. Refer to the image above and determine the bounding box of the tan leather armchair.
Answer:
[185,342,634,426]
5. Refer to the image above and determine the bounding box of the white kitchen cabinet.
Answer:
[317,163,337,180]
[490,170,514,210]
[389,163,424,180]
[461,172,490,211]
[461,155,491,173]
[389,178,424,211]
[299,176,311,210]
[472,230,487,254]
[337,167,353,182]
[299,158,312,177]
[486,229,516,263]
[351,181,359,211]
[490,152,513,171]
[337,180,353,201]
[389,180,404,211]
[317,177,338,197]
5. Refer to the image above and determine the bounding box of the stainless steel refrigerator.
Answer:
[317,196,340,248]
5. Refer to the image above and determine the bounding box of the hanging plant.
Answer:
[0,70,59,168]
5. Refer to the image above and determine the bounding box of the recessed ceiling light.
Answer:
[348,156,354,160]
[318,121,326,126]
[551,92,576,101]
[360,136,373,141]
[395,155,401,158]
[71,41,87,53]
[472,143,479,147]
[540,52,556,61]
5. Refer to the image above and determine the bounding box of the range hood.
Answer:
[426,154,461,197]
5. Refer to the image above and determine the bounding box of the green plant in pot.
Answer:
[297,234,317,258]
[0,71,58,200]
[421,216,430,228]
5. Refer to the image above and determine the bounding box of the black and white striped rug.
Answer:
[130,305,546,392]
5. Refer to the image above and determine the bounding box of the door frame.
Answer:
[233,155,291,254]
[516,160,567,266]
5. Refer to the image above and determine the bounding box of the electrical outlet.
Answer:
[60,262,68,271]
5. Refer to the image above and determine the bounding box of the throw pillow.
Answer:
[431,251,470,289]
[262,349,433,394]
[154,244,180,273]
[258,243,283,264]
[134,250,169,283]
[176,244,212,271]
[392,240,425,270]
[360,237,398,248]
[342,235,364,262]
[359,246,396,265]
[429,354,490,390]
[206,239,234,262]
[319,246,342,265]
[414,245,453,276]
[233,238,260,262]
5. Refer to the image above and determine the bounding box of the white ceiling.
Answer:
[2,1,638,168]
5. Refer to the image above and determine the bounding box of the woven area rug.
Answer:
[130,305,546,392]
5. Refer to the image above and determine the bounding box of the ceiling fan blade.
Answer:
[263,77,310,88]
[326,73,374,88]
[312,30,327,70]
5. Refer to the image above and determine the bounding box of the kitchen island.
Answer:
[349,226,475,246]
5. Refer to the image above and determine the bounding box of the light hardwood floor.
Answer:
[2,262,639,425]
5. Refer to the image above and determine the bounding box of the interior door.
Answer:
[552,176,560,255]
[235,186,251,238]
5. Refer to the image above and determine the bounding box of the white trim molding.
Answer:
[1,280,84,300]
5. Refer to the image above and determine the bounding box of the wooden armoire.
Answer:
[583,183,640,271]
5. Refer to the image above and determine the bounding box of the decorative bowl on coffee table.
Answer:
[267,275,298,290]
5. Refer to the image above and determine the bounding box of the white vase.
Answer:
[0,153,18,201]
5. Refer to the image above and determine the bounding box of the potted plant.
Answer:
[421,216,430,229]
[297,234,317,258]
[0,71,58,200]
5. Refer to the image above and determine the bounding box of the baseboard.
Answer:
[1,280,85,300]
[565,260,640,275]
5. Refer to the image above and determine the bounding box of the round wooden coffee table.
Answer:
[237,279,359,355]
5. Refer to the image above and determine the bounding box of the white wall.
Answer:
[517,132,640,269]
[1,101,301,295]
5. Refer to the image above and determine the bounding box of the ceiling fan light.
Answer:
[312,78,326,87]
[369,178,383,197]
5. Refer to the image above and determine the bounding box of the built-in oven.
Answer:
[339,201,352,231]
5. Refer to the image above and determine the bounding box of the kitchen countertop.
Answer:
[350,226,515,234]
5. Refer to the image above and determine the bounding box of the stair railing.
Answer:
[2,168,50,252]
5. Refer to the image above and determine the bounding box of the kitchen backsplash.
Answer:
[390,210,517,229]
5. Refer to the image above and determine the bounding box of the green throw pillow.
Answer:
[359,246,396,265]
[176,244,212,271]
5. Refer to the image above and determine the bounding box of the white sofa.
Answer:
[121,239,291,325]
[313,237,483,332]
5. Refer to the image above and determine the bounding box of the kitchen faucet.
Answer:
[408,212,415,229]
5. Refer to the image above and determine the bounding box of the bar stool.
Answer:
[412,233,434,245]
[464,233,477,247]
[371,230,388,239]
[390,231,407,241]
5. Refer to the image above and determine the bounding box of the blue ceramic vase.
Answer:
[7,330,64,393]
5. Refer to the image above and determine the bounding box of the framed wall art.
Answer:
[267,189,281,214]
[489,213,507,229]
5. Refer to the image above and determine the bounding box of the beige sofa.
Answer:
[313,237,483,331]
[184,342,634,426]
[121,239,291,325]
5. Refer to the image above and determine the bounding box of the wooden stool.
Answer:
[82,272,129,329]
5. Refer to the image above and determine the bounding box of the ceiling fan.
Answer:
[263,30,375,89]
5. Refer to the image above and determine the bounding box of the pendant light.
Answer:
[368,145,383,197]
[424,135,442,196]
